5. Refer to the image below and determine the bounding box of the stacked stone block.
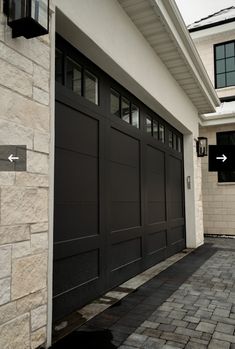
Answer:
[0,1,52,347]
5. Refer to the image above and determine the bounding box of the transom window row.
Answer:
[55,49,99,105]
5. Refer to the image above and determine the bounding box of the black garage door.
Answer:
[53,36,185,322]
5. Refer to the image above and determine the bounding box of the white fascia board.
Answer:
[190,21,235,40]
[149,0,220,111]
[200,112,235,127]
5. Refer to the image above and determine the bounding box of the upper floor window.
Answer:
[215,41,235,89]
[217,131,235,183]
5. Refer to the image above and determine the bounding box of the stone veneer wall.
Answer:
[0,2,53,348]
[200,124,235,236]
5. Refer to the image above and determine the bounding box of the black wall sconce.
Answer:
[3,0,49,39]
[196,137,208,157]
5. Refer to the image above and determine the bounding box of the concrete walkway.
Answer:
[51,237,235,348]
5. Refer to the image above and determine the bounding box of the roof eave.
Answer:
[150,0,220,112]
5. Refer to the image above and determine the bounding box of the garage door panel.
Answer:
[111,237,142,271]
[111,202,141,231]
[54,203,98,242]
[147,146,165,173]
[110,128,139,168]
[55,149,98,203]
[168,156,183,219]
[53,248,100,297]
[147,230,167,255]
[56,102,98,157]
[167,226,184,245]
[147,202,166,224]
[110,163,140,202]
[147,171,165,200]
[53,278,101,322]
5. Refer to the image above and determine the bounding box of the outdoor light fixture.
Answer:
[3,0,49,39]
[196,137,208,157]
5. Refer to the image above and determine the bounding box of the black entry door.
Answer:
[53,36,185,322]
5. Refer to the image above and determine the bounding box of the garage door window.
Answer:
[55,49,99,105]
[159,124,165,143]
[84,70,98,105]
[121,97,130,123]
[66,57,82,96]
[131,104,139,128]
[146,116,152,134]
[111,89,120,117]
[110,89,139,128]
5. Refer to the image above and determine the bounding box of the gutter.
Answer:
[148,0,220,112]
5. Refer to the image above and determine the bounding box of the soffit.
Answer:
[118,0,220,114]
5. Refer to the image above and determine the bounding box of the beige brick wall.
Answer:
[193,31,235,99]
[0,2,53,348]
[200,124,235,236]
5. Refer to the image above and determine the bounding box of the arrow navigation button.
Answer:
[8,154,20,163]
[216,154,227,162]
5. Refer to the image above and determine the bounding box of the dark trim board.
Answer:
[53,35,186,323]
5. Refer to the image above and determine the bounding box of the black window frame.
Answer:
[214,40,235,89]
[217,130,235,183]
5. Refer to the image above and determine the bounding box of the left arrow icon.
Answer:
[8,154,19,163]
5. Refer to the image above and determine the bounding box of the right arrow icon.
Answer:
[216,154,227,162]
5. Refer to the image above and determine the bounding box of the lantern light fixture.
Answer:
[196,137,208,157]
[3,0,49,39]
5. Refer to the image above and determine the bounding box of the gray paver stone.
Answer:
[208,339,230,349]
[215,322,235,334]
[196,321,216,334]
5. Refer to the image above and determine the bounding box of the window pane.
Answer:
[66,57,82,95]
[9,0,27,21]
[145,117,152,134]
[226,57,235,72]
[84,70,98,105]
[121,97,130,123]
[216,74,226,88]
[216,60,225,74]
[111,89,120,117]
[153,120,158,139]
[131,104,139,128]
[31,0,48,29]
[159,124,165,143]
[177,137,182,153]
[216,45,225,59]
[173,134,177,150]
[55,49,63,84]
[227,71,235,86]
[169,131,173,148]
[225,42,234,57]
